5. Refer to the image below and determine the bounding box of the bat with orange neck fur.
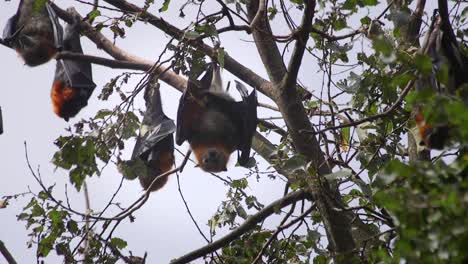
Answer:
[415,0,468,149]
[176,63,257,172]
[51,14,96,121]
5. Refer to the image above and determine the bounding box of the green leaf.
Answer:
[184,30,201,40]
[87,9,101,22]
[324,169,352,180]
[110,237,128,250]
[159,0,171,12]
[217,48,225,69]
[414,54,433,75]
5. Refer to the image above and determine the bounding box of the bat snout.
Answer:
[200,149,228,172]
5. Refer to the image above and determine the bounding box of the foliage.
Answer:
[1,0,467,263]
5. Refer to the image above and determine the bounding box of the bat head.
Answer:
[191,142,232,172]
[16,36,58,66]
[51,80,91,121]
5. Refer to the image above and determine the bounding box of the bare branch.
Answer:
[50,4,187,92]
[252,205,316,264]
[307,76,416,135]
[250,0,267,30]
[283,0,316,90]
[101,0,275,98]
[0,240,17,264]
[246,0,287,84]
[170,190,310,264]
[56,51,151,71]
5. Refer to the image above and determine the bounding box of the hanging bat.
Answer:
[2,0,62,66]
[415,1,468,150]
[131,81,176,192]
[176,63,257,172]
[51,16,96,121]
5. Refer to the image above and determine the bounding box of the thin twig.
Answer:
[305,79,415,135]
[252,205,315,264]
[170,190,310,264]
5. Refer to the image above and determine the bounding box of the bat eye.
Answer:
[200,149,227,172]
[203,150,219,164]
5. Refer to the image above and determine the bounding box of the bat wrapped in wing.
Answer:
[130,81,176,192]
[51,15,96,121]
[2,0,62,66]
[176,63,257,172]
[414,0,468,149]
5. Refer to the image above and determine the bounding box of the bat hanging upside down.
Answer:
[50,13,96,121]
[2,0,62,66]
[130,81,176,192]
[414,0,468,149]
[176,63,258,172]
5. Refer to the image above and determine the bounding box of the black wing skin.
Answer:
[234,81,258,165]
[52,18,96,120]
[2,15,17,43]
[437,0,468,91]
[132,82,175,191]
[176,63,258,166]
[132,82,176,160]
[0,106,3,135]
[45,3,63,49]
[60,19,95,91]
[176,66,214,146]
[200,83,257,166]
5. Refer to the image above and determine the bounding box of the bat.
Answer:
[176,63,257,172]
[131,81,176,192]
[2,0,62,66]
[415,1,468,149]
[51,16,96,121]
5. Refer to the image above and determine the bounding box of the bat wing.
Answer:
[437,1,468,90]
[0,106,3,135]
[201,80,257,166]
[45,3,63,49]
[2,15,18,46]
[234,81,258,166]
[176,66,214,145]
[56,19,96,92]
[132,81,175,161]
[132,117,176,161]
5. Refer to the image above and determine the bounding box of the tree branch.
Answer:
[56,51,151,71]
[0,240,17,264]
[170,190,310,264]
[101,0,275,98]
[246,0,287,84]
[307,79,415,135]
[252,205,316,264]
[283,0,316,90]
[50,4,188,92]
